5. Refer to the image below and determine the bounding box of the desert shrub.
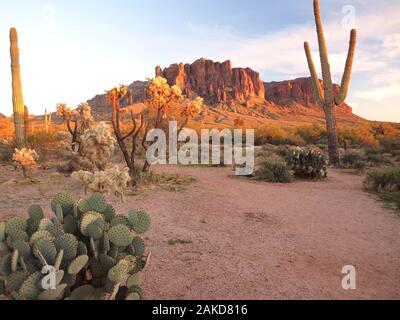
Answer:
[0,139,13,162]
[375,123,399,138]
[72,167,131,202]
[255,161,293,183]
[0,192,151,300]
[341,152,364,167]
[0,119,14,141]
[364,167,400,192]
[354,160,367,173]
[379,137,400,153]
[379,192,400,210]
[365,154,392,166]
[296,124,327,145]
[285,147,327,180]
[12,148,39,179]
[27,127,61,151]
[338,124,378,147]
[254,126,305,146]
[365,146,384,156]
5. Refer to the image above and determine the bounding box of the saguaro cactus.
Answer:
[304,0,357,165]
[45,107,52,132]
[10,27,26,148]
[24,105,29,143]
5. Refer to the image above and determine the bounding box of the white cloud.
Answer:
[183,2,400,120]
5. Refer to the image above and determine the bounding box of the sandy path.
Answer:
[138,166,400,300]
[1,164,400,299]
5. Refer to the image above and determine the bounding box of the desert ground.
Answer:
[1,161,399,300]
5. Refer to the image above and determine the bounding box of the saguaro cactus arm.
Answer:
[313,0,334,104]
[304,42,324,106]
[335,29,357,106]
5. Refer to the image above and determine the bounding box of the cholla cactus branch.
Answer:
[178,96,203,135]
[56,103,94,153]
[107,86,145,182]
[80,122,116,171]
[72,167,131,202]
[12,148,39,179]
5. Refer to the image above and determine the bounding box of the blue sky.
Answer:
[0,0,399,121]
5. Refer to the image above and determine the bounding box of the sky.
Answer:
[0,0,399,121]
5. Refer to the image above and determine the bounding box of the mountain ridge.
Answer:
[86,58,361,126]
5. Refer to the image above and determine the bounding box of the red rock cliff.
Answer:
[155,58,265,103]
[264,77,352,113]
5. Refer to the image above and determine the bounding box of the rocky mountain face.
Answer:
[264,77,352,114]
[155,58,265,103]
[87,81,148,117]
[86,58,357,124]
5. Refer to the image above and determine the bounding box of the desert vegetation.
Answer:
[304,0,357,166]
[0,192,150,300]
[1,0,400,301]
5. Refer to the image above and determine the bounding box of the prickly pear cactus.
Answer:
[0,192,151,300]
[285,147,327,180]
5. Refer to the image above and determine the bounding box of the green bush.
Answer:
[341,153,364,167]
[379,192,400,210]
[365,146,383,156]
[379,137,400,153]
[285,148,327,180]
[255,161,293,183]
[0,139,13,162]
[364,167,400,192]
[296,125,327,145]
[0,193,151,300]
[365,154,392,166]
[354,160,367,173]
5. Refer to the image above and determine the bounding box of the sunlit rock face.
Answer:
[265,77,352,114]
[155,58,265,104]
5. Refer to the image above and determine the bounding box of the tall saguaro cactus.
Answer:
[304,0,357,165]
[45,108,52,133]
[10,27,26,148]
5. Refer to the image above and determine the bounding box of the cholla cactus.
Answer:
[182,97,203,118]
[80,122,116,171]
[12,148,39,179]
[178,97,203,135]
[142,77,184,172]
[56,102,94,153]
[146,77,183,118]
[107,85,144,182]
[72,167,131,202]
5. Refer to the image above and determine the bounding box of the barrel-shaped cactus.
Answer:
[9,28,26,149]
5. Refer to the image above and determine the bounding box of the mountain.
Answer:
[264,77,352,114]
[87,58,362,126]
[155,58,265,103]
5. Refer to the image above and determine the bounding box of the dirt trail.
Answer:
[1,164,400,299]
[139,166,400,300]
